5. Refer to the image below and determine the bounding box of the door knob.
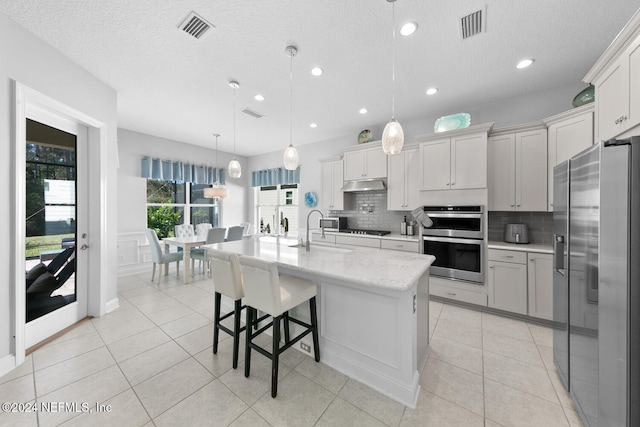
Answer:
[80,244,89,250]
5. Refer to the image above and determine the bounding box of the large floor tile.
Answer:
[96,316,156,345]
[400,390,484,427]
[118,341,190,386]
[484,378,569,427]
[134,296,181,316]
[564,406,586,427]
[338,378,406,427]
[253,371,335,427]
[134,358,214,418]
[431,318,482,349]
[228,408,271,427]
[0,354,33,385]
[175,324,215,355]
[294,356,348,394]
[35,347,115,396]
[107,327,171,362]
[32,332,105,371]
[483,330,545,368]
[154,379,247,427]
[90,306,145,331]
[316,397,387,427]
[0,400,38,427]
[44,320,97,345]
[483,351,558,404]
[428,300,444,318]
[59,389,150,427]
[193,339,243,378]
[159,312,210,339]
[0,374,35,404]
[527,323,554,347]
[438,304,482,328]
[428,335,483,375]
[146,303,194,326]
[421,357,484,416]
[482,313,534,343]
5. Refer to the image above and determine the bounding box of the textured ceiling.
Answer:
[1,0,638,156]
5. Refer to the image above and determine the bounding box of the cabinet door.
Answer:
[387,150,406,210]
[596,58,628,142]
[488,260,527,314]
[321,162,334,211]
[451,133,487,189]
[488,134,516,211]
[343,150,365,181]
[527,253,553,320]
[547,112,593,211]
[331,160,345,210]
[516,129,547,211]
[420,139,450,190]
[365,147,387,179]
[405,148,420,210]
[628,37,640,133]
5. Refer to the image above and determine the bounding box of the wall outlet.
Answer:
[300,342,311,353]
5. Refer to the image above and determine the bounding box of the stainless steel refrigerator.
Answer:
[553,136,640,427]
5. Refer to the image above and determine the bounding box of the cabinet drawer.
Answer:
[311,232,336,244]
[430,283,488,306]
[335,235,381,248]
[381,240,419,253]
[488,249,527,264]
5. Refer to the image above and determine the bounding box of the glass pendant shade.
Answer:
[283,144,299,170]
[204,184,227,199]
[228,158,242,178]
[382,118,404,155]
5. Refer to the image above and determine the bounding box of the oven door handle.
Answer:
[424,213,483,219]
[423,236,484,245]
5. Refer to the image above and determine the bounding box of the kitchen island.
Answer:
[203,235,434,408]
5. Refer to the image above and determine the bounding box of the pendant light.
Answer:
[227,81,242,179]
[204,133,228,199]
[283,45,300,170]
[381,0,404,156]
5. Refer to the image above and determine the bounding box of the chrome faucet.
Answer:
[306,209,324,252]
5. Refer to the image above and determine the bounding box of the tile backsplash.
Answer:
[488,211,554,245]
[329,191,412,233]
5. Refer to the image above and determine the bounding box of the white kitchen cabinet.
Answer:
[380,239,419,253]
[488,249,528,315]
[585,27,640,141]
[416,123,492,191]
[488,124,547,211]
[544,105,594,211]
[320,158,348,211]
[527,253,553,321]
[310,231,336,244]
[343,143,387,181]
[335,234,381,248]
[387,146,419,210]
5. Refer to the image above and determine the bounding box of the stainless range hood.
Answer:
[341,179,386,192]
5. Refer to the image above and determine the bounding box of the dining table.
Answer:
[162,235,206,284]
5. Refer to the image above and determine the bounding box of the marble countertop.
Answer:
[203,236,434,292]
[310,230,420,242]
[488,241,553,254]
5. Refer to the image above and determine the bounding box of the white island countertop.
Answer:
[203,236,434,292]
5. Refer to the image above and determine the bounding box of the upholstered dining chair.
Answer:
[240,222,251,236]
[195,223,212,239]
[191,227,227,276]
[174,223,195,237]
[146,228,183,284]
[226,225,245,242]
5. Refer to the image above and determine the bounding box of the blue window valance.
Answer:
[251,167,300,187]
[141,156,226,185]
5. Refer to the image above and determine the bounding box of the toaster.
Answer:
[504,223,529,244]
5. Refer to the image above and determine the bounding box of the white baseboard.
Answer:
[0,354,17,378]
[105,298,120,313]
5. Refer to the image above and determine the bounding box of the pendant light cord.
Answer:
[215,134,219,184]
[290,50,293,148]
[391,0,396,120]
[233,87,237,159]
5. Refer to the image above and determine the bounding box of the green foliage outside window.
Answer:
[147,205,182,239]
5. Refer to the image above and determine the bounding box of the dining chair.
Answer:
[226,225,245,241]
[174,224,195,237]
[195,223,212,239]
[240,222,251,236]
[191,227,227,276]
[146,228,183,284]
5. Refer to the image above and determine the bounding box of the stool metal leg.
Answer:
[232,299,242,369]
[310,297,320,362]
[272,314,281,398]
[213,292,221,354]
[244,307,253,378]
[283,312,291,344]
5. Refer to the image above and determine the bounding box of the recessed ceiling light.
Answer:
[311,67,324,76]
[400,22,418,36]
[254,94,265,101]
[426,87,438,95]
[310,123,318,128]
[516,58,534,69]
[359,108,368,114]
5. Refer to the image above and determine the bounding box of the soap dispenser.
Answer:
[401,215,407,235]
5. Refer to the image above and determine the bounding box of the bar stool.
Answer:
[239,255,320,398]
[207,248,246,369]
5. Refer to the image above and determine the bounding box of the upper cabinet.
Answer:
[320,158,348,211]
[343,142,387,181]
[387,145,420,211]
[416,123,493,191]
[543,105,594,211]
[584,10,640,142]
[488,123,547,211]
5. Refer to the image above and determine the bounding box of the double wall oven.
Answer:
[422,206,484,284]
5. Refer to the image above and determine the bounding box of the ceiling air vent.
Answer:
[178,11,214,39]
[460,9,484,39]
[242,108,264,119]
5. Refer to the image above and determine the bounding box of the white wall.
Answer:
[117,128,250,230]
[1,13,118,363]
[247,81,587,232]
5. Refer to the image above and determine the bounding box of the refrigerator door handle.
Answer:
[553,234,565,275]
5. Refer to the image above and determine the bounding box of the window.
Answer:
[146,180,219,238]
[256,184,298,237]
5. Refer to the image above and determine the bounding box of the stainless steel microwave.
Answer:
[319,217,347,231]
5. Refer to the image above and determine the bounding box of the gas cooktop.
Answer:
[340,229,391,236]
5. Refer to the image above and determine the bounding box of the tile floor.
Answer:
[1,271,585,427]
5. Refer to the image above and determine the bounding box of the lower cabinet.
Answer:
[527,253,553,320]
[310,232,420,253]
[488,259,528,315]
